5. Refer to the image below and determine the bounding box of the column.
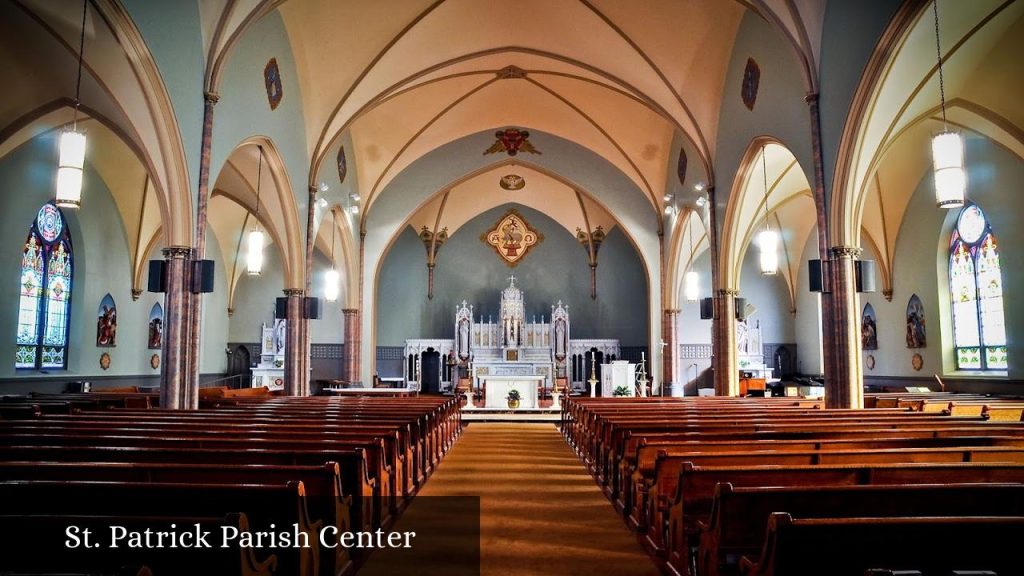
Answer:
[342,309,360,384]
[713,289,739,396]
[283,288,305,396]
[159,246,191,409]
[662,309,679,393]
[827,246,864,408]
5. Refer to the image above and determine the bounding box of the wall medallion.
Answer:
[865,354,875,371]
[337,146,348,184]
[481,209,543,267]
[150,353,160,370]
[677,148,687,186]
[911,353,924,372]
[483,128,540,156]
[264,58,283,110]
[499,174,525,190]
[741,57,760,111]
[99,352,111,371]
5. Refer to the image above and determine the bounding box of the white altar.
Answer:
[251,320,286,390]
[482,375,542,409]
[600,361,640,397]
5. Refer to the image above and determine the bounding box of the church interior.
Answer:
[2,0,1024,574]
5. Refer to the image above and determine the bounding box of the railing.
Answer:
[200,373,247,389]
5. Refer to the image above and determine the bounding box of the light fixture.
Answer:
[663,193,678,216]
[324,212,340,303]
[348,205,359,215]
[930,0,965,209]
[758,145,778,276]
[349,192,361,202]
[56,0,89,209]
[693,182,705,192]
[246,145,265,275]
[684,215,700,302]
[663,193,673,203]
[695,194,707,208]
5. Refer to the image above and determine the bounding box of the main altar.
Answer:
[404,275,620,405]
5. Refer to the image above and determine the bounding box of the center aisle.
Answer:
[370,422,660,575]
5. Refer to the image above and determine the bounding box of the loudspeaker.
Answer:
[147,260,166,293]
[735,298,747,321]
[699,297,714,320]
[190,259,215,294]
[808,259,829,293]
[856,260,877,293]
[275,297,288,319]
[304,297,321,320]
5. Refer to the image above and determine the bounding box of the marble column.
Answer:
[713,289,739,397]
[342,309,360,384]
[300,186,317,397]
[159,246,191,409]
[827,246,864,408]
[283,288,305,396]
[662,309,679,393]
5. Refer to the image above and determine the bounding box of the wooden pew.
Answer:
[739,513,1024,576]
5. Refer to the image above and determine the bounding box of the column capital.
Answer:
[283,288,305,297]
[664,308,681,315]
[830,245,863,259]
[716,288,740,297]
[803,92,819,105]
[342,308,359,316]
[204,91,220,104]
[162,246,192,259]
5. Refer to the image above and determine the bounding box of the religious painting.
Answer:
[906,294,926,348]
[677,148,687,186]
[148,303,163,350]
[861,303,878,350]
[264,58,283,110]
[96,293,117,347]
[337,146,347,184]
[741,57,760,111]
[481,209,543,267]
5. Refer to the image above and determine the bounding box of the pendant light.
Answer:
[758,145,779,276]
[684,212,700,302]
[324,211,340,302]
[930,0,965,208]
[246,146,265,275]
[56,0,89,209]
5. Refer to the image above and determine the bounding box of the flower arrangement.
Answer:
[613,385,630,397]
[507,389,521,401]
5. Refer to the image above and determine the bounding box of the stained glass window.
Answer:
[15,203,73,369]
[950,204,1006,371]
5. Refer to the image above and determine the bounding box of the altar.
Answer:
[251,320,286,390]
[482,375,542,409]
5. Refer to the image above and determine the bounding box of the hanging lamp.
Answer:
[758,145,779,276]
[56,0,89,209]
[324,211,340,302]
[684,213,700,302]
[246,146,265,275]
[930,0,965,208]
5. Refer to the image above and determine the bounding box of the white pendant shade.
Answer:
[55,130,86,208]
[759,228,779,276]
[246,229,265,275]
[324,268,340,302]
[684,270,700,302]
[932,131,965,208]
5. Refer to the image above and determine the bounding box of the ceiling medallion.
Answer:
[741,57,760,111]
[484,128,541,156]
[481,209,543,267]
[499,174,525,190]
[264,58,283,110]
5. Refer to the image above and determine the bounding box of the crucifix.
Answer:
[508,273,516,285]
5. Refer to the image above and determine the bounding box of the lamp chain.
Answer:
[255,145,263,219]
[762,145,769,232]
[73,0,88,128]
[933,0,947,127]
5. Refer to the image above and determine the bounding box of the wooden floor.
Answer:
[363,422,659,575]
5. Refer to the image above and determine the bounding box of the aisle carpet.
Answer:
[362,422,659,576]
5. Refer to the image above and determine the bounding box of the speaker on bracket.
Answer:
[808,259,829,293]
[147,260,167,293]
[275,297,288,320]
[856,260,877,293]
[734,298,747,321]
[699,297,714,320]
[190,260,215,294]
[304,297,322,320]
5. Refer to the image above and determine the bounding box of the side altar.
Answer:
[251,320,286,390]
[404,275,619,405]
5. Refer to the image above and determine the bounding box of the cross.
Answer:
[508,273,516,285]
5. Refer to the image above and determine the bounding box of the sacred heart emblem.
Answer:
[483,128,541,156]
[481,209,543,267]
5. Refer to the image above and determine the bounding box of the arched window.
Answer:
[949,204,1006,370]
[16,203,73,369]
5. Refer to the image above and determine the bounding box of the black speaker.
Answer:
[856,260,877,293]
[304,296,321,319]
[735,298,747,321]
[190,259,215,294]
[808,259,829,293]
[275,297,288,319]
[147,260,166,293]
[699,297,714,320]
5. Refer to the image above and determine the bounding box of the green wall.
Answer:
[376,204,649,346]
